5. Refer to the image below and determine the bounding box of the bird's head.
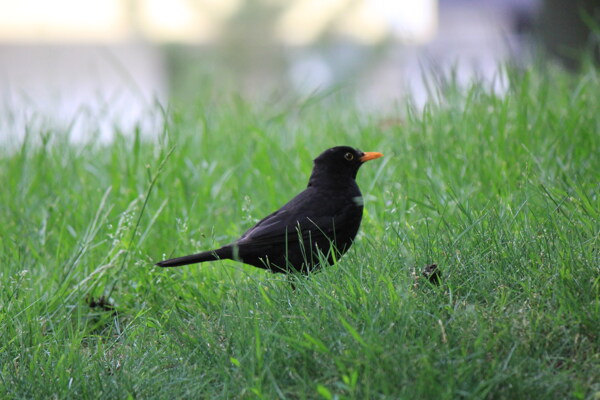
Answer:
[310,146,383,184]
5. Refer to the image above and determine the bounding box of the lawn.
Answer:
[1,64,599,399]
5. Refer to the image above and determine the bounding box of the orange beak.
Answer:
[360,152,384,162]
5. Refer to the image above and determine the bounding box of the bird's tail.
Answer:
[155,247,230,268]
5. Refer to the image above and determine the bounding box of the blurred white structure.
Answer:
[0,0,536,142]
[0,44,167,143]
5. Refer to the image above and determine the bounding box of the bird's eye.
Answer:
[344,152,354,161]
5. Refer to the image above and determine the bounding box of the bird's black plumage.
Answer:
[156,146,383,274]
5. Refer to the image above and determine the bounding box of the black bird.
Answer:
[156,146,383,274]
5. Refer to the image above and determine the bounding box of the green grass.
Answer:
[1,64,599,399]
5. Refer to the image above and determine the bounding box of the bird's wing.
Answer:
[236,188,359,247]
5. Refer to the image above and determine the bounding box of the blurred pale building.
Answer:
[0,0,533,142]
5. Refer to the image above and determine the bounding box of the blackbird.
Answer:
[156,146,383,274]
